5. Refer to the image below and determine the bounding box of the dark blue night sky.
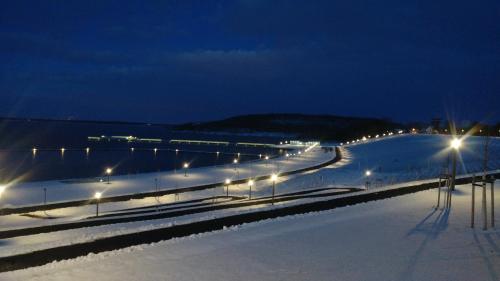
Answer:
[0,0,499,124]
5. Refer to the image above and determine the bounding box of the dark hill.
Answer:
[175,114,404,141]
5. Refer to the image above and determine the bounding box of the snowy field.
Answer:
[0,134,498,279]
[2,181,498,281]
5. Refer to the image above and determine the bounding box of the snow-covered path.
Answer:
[3,181,498,281]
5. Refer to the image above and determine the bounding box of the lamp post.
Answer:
[183,162,189,177]
[248,179,254,200]
[94,192,102,217]
[225,178,231,197]
[365,170,372,189]
[105,168,112,184]
[271,174,278,205]
[450,138,461,190]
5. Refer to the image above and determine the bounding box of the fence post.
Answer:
[471,174,475,228]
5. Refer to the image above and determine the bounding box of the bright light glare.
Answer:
[365,170,372,176]
[233,159,238,164]
[183,163,189,168]
[248,180,254,186]
[225,178,231,185]
[0,185,7,198]
[94,192,102,199]
[106,168,112,174]
[271,174,278,181]
[450,138,462,150]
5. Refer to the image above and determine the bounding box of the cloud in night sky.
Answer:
[0,0,498,123]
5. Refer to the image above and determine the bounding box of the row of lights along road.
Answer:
[90,145,309,216]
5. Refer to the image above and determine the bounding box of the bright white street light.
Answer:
[365,170,372,176]
[94,192,102,199]
[449,137,462,191]
[225,178,231,197]
[183,162,189,177]
[94,192,102,217]
[105,168,112,183]
[271,174,278,182]
[450,138,462,150]
[270,174,278,204]
[248,179,254,200]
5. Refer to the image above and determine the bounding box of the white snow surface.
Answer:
[1,134,499,280]
[2,181,499,281]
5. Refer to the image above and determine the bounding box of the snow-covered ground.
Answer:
[3,181,498,281]
[0,134,498,279]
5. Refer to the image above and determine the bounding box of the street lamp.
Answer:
[450,137,462,190]
[270,174,278,205]
[94,192,102,217]
[248,179,254,200]
[225,178,231,197]
[105,168,112,184]
[183,162,189,177]
[365,170,372,189]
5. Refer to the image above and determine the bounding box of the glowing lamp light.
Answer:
[154,148,158,153]
[248,180,254,186]
[265,156,269,160]
[450,138,462,150]
[86,147,90,154]
[94,192,102,199]
[131,147,135,152]
[183,163,189,169]
[0,185,7,198]
[61,148,65,153]
[106,168,112,175]
[271,174,278,182]
[225,178,231,185]
[32,148,37,155]
[233,159,238,164]
[365,170,372,176]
